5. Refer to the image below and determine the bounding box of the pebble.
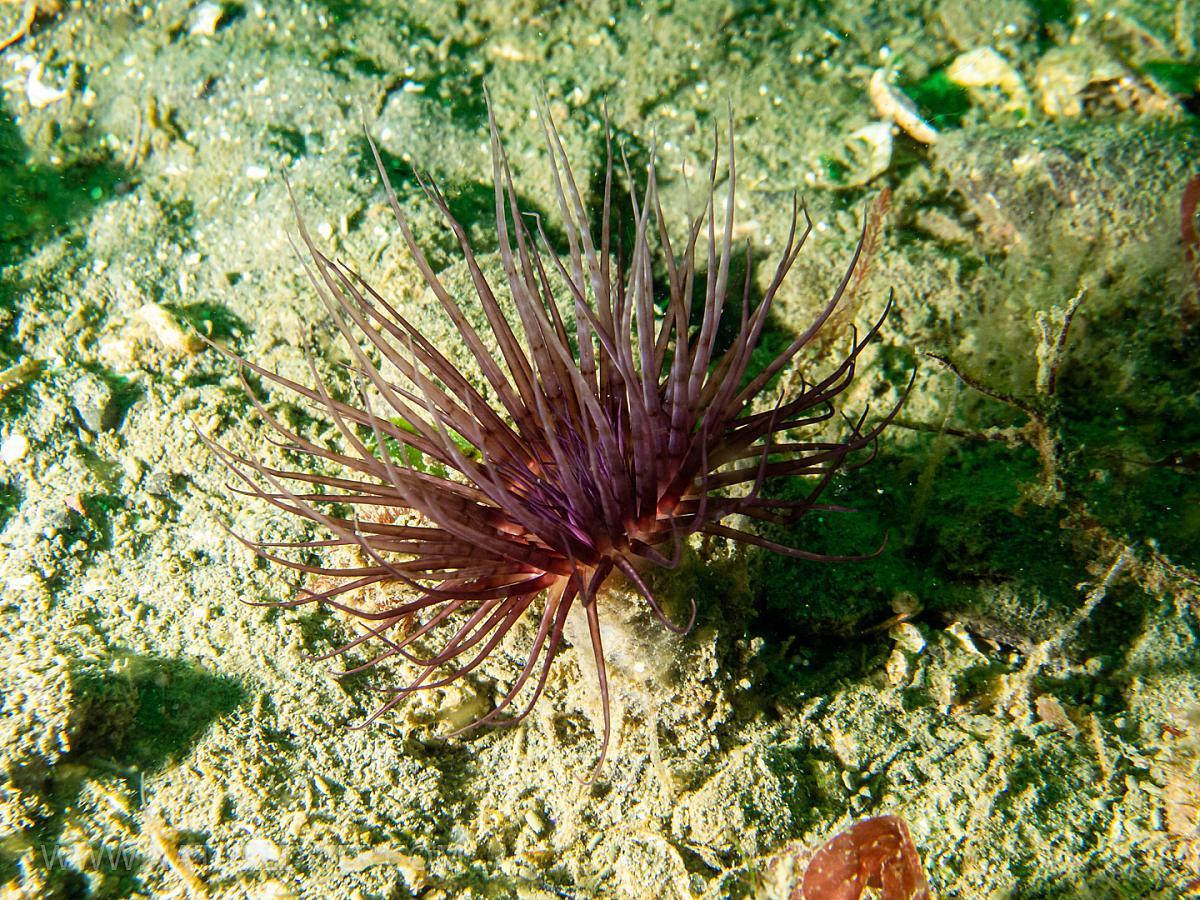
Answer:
[524,810,547,836]
[889,622,926,654]
[1,432,28,464]
[39,504,73,539]
[242,836,281,866]
[72,372,116,433]
[189,3,225,37]
[143,471,174,496]
[133,303,200,354]
[885,648,910,686]
[25,62,68,109]
[1035,694,1080,735]
[947,47,1030,113]
[869,69,938,145]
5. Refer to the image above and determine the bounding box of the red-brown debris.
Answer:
[792,814,931,900]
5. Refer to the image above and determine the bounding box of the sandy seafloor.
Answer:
[2,1,1200,897]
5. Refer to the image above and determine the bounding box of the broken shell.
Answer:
[869,68,938,145]
[1,431,29,465]
[847,121,895,183]
[889,622,926,654]
[25,63,67,109]
[885,648,911,686]
[132,303,201,354]
[817,121,895,189]
[1032,45,1171,118]
[946,47,1030,114]
[1035,48,1096,117]
[1032,45,1123,118]
[188,2,224,37]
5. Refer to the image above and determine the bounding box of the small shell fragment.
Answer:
[25,63,68,109]
[338,849,428,891]
[847,121,895,182]
[889,622,926,654]
[133,303,201,354]
[242,836,281,866]
[1035,694,1080,735]
[869,68,938,145]
[947,47,1030,113]
[885,648,911,686]
[1,432,29,465]
[945,621,987,658]
[524,810,547,836]
[816,121,894,189]
[189,2,225,37]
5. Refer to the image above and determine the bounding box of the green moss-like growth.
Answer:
[68,656,244,769]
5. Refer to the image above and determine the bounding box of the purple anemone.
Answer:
[202,103,901,774]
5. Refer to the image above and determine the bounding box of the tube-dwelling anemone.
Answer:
[202,102,903,775]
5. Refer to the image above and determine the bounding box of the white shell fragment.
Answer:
[1,431,28,465]
[1036,52,1093,118]
[847,121,895,182]
[242,836,281,866]
[337,849,428,890]
[818,120,895,189]
[889,622,927,655]
[25,63,67,109]
[885,648,911,686]
[189,2,225,37]
[947,47,1030,114]
[869,68,938,145]
[945,621,987,658]
[133,303,201,354]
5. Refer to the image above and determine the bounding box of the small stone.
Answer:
[1035,694,1080,736]
[242,837,281,867]
[132,303,201,355]
[189,2,225,37]
[888,622,926,654]
[1,432,28,464]
[885,648,910,686]
[121,456,145,483]
[72,373,116,433]
[143,471,173,497]
[524,810,547,836]
[39,504,73,539]
[253,881,296,900]
[25,63,68,109]
[945,622,986,658]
